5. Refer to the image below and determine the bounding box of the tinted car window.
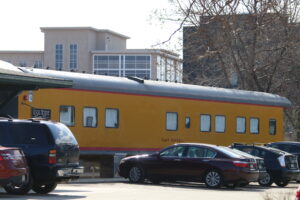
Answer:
[160,146,185,157]
[289,145,300,153]
[0,122,12,144]
[221,147,254,158]
[218,146,244,158]
[47,123,78,145]
[11,123,52,145]
[186,146,216,158]
[271,144,289,152]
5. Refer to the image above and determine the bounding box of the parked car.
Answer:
[296,186,300,200]
[265,141,300,167]
[0,118,84,194]
[227,147,267,186]
[230,143,300,187]
[119,143,260,189]
[0,146,29,194]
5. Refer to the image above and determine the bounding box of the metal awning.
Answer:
[0,61,72,111]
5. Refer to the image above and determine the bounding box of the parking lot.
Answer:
[0,179,297,200]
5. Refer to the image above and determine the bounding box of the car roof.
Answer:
[173,143,218,148]
[269,141,300,146]
[0,118,60,126]
[233,143,291,155]
[172,143,256,159]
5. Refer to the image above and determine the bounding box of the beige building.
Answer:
[0,27,182,82]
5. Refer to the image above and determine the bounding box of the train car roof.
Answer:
[23,68,291,108]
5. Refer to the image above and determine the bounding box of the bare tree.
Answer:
[156,0,300,138]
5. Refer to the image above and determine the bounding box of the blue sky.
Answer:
[0,0,181,52]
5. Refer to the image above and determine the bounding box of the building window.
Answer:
[55,44,63,70]
[200,114,211,132]
[250,118,259,134]
[124,55,151,79]
[70,44,77,70]
[34,60,43,68]
[93,55,151,79]
[83,107,97,128]
[166,112,178,131]
[269,119,276,135]
[215,115,225,133]
[59,106,75,126]
[19,61,27,67]
[105,108,119,128]
[94,55,120,77]
[236,117,246,134]
[185,117,191,128]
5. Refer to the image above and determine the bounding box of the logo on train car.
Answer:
[31,108,51,120]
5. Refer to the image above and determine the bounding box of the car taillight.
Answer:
[296,186,300,200]
[48,150,57,164]
[277,155,286,168]
[0,152,15,160]
[233,161,249,168]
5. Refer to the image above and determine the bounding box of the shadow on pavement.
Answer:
[121,180,298,192]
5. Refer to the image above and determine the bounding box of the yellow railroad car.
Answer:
[18,68,291,177]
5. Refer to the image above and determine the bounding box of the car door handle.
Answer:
[174,159,181,161]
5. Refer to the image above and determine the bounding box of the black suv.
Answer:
[230,143,300,187]
[0,118,83,194]
[265,142,300,167]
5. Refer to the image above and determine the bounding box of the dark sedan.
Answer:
[118,143,260,188]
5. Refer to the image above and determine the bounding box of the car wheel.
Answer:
[32,182,57,194]
[274,179,289,187]
[128,165,145,183]
[258,172,273,186]
[4,174,33,195]
[204,170,223,188]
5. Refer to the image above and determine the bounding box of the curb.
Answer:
[70,177,126,184]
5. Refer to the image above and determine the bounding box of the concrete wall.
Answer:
[43,29,94,72]
[0,52,43,67]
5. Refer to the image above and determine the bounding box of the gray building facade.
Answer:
[0,27,182,83]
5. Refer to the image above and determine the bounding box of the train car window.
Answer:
[83,107,97,128]
[236,117,246,134]
[200,114,211,132]
[59,106,75,126]
[185,117,190,128]
[105,108,119,128]
[250,118,259,134]
[215,115,225,133]
[269,119,276,135]
[166,112,178,131]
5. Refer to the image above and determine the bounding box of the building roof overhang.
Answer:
[0,61,72,111]
[40,27,130,39]
[91,49,182,61]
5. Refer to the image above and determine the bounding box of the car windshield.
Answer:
[261,146,287,155]
[217,146,245,158]
[229,148,256,158]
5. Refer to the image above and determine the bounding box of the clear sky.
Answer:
[0,0,180,52]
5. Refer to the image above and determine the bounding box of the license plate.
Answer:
[291,164,296,168]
